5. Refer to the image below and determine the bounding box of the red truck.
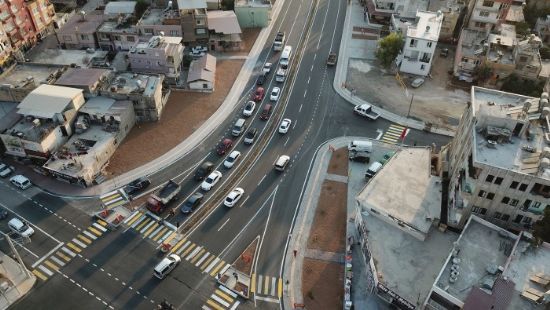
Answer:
[146,180,181,214]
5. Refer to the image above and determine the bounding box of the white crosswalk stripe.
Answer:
[195,252,210,267]
[382,124,406,144]
[82,230,97,240]
[38,265,53,276]
[61,247,76,257]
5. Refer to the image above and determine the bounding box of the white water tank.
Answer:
[541,92,549,100]
[542,107,550,117]
[541,158,550,169]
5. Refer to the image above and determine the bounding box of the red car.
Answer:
[217,138,233,155]
[253,87,265,102]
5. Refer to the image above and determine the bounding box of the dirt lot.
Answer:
[104,59,245,176]
[239,28,262,54]
[302,259,344,310]
[233,238,258,276]
[327,148,348,176]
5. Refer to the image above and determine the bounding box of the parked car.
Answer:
[411,78,425,88]
[278,118,292,134]
[216,138,233,155]
[256,74,266,85]
[180,192,204,214]
[124,177,151,196]
[274,155,290,171]
[201,171,222,191]
[153,254,181,279]
[192,46,207,53]
[8,218,34,237]
[270,87,281,102]
[9,175,31,190]
[0,165,14,178]
[244,128,258,145]
[224,188,244,207]
[440,48,449,57]
[263,62,272,74]
[194,161,214,181]
[253,87,265,102]
[224,151,241,169]
[243,101,256,117]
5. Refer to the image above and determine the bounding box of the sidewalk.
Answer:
[0,251,36,310]
[16,0,288,198]
[333,0,455,137]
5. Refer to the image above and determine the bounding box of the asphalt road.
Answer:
[3,0,451,308]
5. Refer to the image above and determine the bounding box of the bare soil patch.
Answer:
[104,60,244,176]
[240,28,262,54]
[302,259,344,310]
[307,180,347,253]
[327,147,348,176]
[233,237,258,276]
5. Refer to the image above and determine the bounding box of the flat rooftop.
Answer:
[235,0,271,7]
[55,68,111,89]
[400,0,429,18]
[97,20,138,34]
[138,8,180,25]
[8,115,58,143]
[460,29,487,58]
[356,148,441,235]
[407,10,443,41]
[0,63,63,88]
[434,217,516,302]
[28,49,109,67]
[105,72,160,97]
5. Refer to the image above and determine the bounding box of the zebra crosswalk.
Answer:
[251,274,282,299]
[32,220,108,281]
[123,210,177,244]
[168,238,231,278]
[381,124,406,144]
[100,190,128,209]
[202,285,241,310]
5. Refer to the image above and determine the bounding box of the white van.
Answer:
[275,155,290,171]
[231,118,246,136]
[348,140,373,153]
[280,45,292,68]
[8,218,34,237]
[10,175,31,190]
[153,254,181,279]
[365,162,383,179]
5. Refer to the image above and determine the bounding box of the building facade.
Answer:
[234,0,271,28]
[176,0,209,43]
[128,35,183,82]
[56,11,105,49]
[466,0,512,33]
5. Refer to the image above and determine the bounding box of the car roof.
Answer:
[229,150,240,157]
[189,192,204,201]
[10,175,28,182]
[8,218,24,227]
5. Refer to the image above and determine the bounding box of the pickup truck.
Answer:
[353,104,380,120]
[146,180,181,214]
[327,52,337,66]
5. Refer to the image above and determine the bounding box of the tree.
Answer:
[134,0,149,20]
[221,0,234,10]
[501,73,544,97]
[473,64,493,84]
[376,33,403,68]
[514,22,530,37]
[534,207,550,243]
[540,46,550,60]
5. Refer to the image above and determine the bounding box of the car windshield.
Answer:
[226,197,233,203]
[246,132,254,137]
[206,177,213,183]
[227,157,235,162]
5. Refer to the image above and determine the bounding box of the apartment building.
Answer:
[466,0,512,33]
[97,20,139,51]
[128,35,184,82]
[137,8,182,37]
[366,0,429,22]
[176,0,209,43]
[207,10,242,51]
[234,0,271,28]
[26,0,56,39]
[56,11,105,49]
[535,15,550,44]
[427,0,462,41]
[397,10,443,76]
[444,86,550,232]
[0,0,40,58]
[0,85,85,160]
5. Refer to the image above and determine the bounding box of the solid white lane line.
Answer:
[217,218,230,232]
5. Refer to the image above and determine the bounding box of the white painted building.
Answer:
[398,10,443,76]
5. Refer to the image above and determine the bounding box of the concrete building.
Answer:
[128,35,184,83]
[136,8,183,38]
[56,11,105,49]
[234,0,271,28]
[0,63,66,102]
[427,0,462,41]
[356,147,441,241]
[99,72,167,122]
[96,20,139,51]
[397,10,443,76]
[454,28,489,82]
[27,49,109,68]
[176,0,209,43]
[26,0,56,39]
[483,23,517,80]
[466,0,513,33]
[187,54,215,91]
[0,85,85,160]
[42,97,135,186]
[535,15,550,44]
[103,1,137,19]
[0,23,13,70]
[443,86,550,232]
[366,0,429,22]
[54,68,112,97]
[424,215,550,309]
[514,35,543,80]
[207,10,242,51]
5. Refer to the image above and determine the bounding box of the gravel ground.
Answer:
[302,259,344,310]
[327,148,349,176]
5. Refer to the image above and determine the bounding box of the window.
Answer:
[420,64,426,70]
[427,42,432,48]
[472,206,481,213]
[494,177,503,185]
[501,197,510,204]
[493,212,502,219]
[475,22,486,28]
[522,199,532,210]
[479,11,490,17]
[531,183,550,197]
[126,36,135,42]
[485,175,494,183]
[80,34,89,40]
[522,217,532,224]
[482,0,494,6]
[510,181,519,189]
[169,30,178,36]
[409,39,417,47]
[144,28,153,34]
[501,214,510,222]
[203,83,208,89]
[513,214,523,223]
[486,193,495,200]
[478,190,486,197]
[519,183,528,191]
[480,208,487,215]
[510,199,519,207]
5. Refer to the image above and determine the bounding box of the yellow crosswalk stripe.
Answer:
[209,261,226,277]
[106,199,127,209]
[125,212,142,226]
[88,227,103,237]
[143,223,160,238]
[251,273,256,293]
[278,278,283,298]
[200,255,215,270]
[77,234,92,244]
[44,260,59,271]
[389,124,405,130]
[206,299,224,310]
[162,232,177,245]
[135,218,151,231]
[96,219,108,226]
[214,289,233,302]
[33,269,48,281]
[56,251,71,262]
[264,276,269,295]
[66,242,82,253]
[190,249,205,264]
[181,243,196,258]
[101,192,120,201]
[170,239,187,253]
[152,227,169,241]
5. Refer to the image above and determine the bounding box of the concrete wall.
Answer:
[400,37,437,76]
[234,6,270,28]
[188,79,213,91]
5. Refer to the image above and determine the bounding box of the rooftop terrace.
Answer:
[138,8,180,25]
[104,72,160,97]
[28,49,109,67]
[0,63,63,88]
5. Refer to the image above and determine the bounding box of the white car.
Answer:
[263,62,272,74]
[270,87,280,102]
[278,118,292,134]
[201,171,222,191]
[192,46,207,53]
[8,218,34,237]
[224,151,241,169]
[243,101,256,117]
[224,187,244,207]
[10,175,31,190]
[153,254,181,279]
